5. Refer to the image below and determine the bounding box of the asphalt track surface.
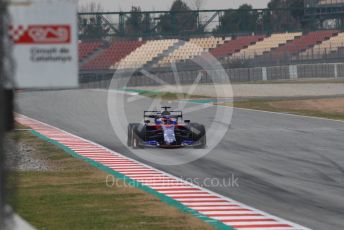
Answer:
[16,89,344,230]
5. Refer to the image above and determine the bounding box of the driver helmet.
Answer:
[162,116,172,124]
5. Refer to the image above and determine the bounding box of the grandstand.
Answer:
[76,0,344,72]
[231,33,302,59]
[320,0,344,5]
[158,37,228,67]
[78,29,344,72]
[210,35,265,59]
[78,41,102,61]
[306,0,344,6]
[82,40,144,70]
[113,39,179,70]
[270,30,338,58]
[304,0,344,20]
[299,32,344,59]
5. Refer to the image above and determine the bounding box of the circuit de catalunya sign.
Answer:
[8,1,78,88]
[9,25,71,44]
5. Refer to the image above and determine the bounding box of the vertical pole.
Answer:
[145,12,150,36]
[0,0,7,227]
[0,1,13,227]
[171,11,176,36]
[218,11,222,36]
[262,67,267,81]
[196,11,200,34]
[119,13,125,37]
[334,63,338,79]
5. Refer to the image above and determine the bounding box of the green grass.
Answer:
[7,126,215,230]
[140,91,194,100]
[231,99,344,121]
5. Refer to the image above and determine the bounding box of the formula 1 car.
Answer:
[127,107,206,149]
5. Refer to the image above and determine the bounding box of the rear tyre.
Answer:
[132,133,143,149]
[131,124,145,149]
[127,123,139,147]
[127,125,132,147]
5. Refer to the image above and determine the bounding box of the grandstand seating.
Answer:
[270,30,339,58]
[79,30,344,71]
[78,41,102,61]
[158,37,227,67]
[299,32,344,59]
[319,0,344,5]
[114,39,178,69]
[82,40,144,70]
[210,35,265,58]
[231,32,302,59]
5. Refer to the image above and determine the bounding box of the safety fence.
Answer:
[79,62,344,88]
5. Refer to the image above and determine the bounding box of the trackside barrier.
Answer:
[79,62,344,88]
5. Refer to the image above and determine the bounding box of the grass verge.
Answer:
[230,97,344,121]
[7,125,215,230]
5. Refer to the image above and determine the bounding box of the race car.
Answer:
[127,107,206,148]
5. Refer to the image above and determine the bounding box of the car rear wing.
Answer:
[144,111,183,119]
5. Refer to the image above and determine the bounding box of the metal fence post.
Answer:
[289,65,298,80]
[0,0,7,227]
[334,63,338,79]
[262,67,267,81]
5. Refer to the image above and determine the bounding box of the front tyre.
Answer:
[197,133,206,149]
[189,123,206,149]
